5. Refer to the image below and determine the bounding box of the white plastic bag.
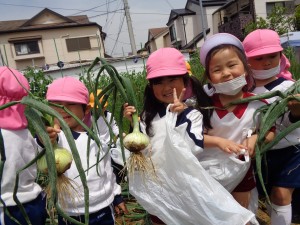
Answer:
[129,108,258,225]
[199,152,250,192]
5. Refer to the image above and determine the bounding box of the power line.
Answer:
[110,13,125,55]
[106,35,131,45]
[69,0,118,16]
[103,0,123,30]
[0,2,100,12]
[165,0,174,9]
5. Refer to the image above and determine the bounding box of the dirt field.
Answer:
[115,198,300,225]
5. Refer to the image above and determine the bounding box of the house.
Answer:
[145,0,229,53]
[145,27,171,53]
[145,0,298,53]
[166,0,230,50]
[213,0,295,40]
[0,8,106,71]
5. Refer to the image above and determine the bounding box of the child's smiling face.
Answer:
[151,76,185,104]
[51,101,90,131]
[208,48,246,85]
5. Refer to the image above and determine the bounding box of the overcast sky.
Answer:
[0,0,186,57]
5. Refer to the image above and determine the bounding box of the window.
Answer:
[66,37,91,52]
[266,1,294,16]
[14,40,40,56]
[169,25,177,42]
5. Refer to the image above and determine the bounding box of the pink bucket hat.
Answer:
[200,33,244,65]
[0,66,29,130]
[243,29,283,58]
[46,76,89,104]
[146,48,187,79]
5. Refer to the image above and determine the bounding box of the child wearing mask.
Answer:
[42,77,128,225]
[123,47,257,225]
[243,29,300,225]
[0,66,47,225]
[199,33,275,211]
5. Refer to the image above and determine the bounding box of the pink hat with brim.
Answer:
[200,33,244,65]
[146,48,187,80]
[243,29,283,58]
[46,76,89,104]
[0,66,29,130]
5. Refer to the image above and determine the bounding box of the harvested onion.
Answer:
[37,147,72,175]
[123,113,150,152]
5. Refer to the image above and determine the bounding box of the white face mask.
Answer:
[252,63,280,80]
[212,74,247,95]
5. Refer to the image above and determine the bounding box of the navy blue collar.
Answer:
[264,77,286,91]
[71,130,94,140]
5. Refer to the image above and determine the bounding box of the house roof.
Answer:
[148,27,169,40]
[167,0,229,25]
[167,9,195,26]
[0,8,103,34]
[202,0,230,7]
[187,0,230,7]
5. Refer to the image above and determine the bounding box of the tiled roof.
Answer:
[0,8,96,34]
[149,27,169,39]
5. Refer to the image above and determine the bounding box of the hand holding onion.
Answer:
[123,104,150,153]
[46,124,61,144]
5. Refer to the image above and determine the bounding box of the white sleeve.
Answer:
[177,109,204,158]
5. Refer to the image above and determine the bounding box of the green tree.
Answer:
[295,5,300,31]
[244,6,295,35]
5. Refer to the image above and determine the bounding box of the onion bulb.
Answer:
[37,147,73,175]
[123,113,149,152]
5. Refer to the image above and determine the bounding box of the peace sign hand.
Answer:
[169,88,188,113]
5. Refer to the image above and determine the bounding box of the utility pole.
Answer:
[123,0,137,55]
[199,0,207,40]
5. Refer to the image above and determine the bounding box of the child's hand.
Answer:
[114,201,129,215]
[288,94,300,119]
[46,123,60,144]
[242,134,257,158]
[123,103,136,124]
[169,88,187,113]
[216,137,246,155]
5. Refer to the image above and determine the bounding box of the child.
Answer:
[243,29,300,225]
[124,48,211,225]
[43,77,128,225]
[0,66,47,225]
[123,47,257,225]
[124,48,212,157]
[199,33,275,210]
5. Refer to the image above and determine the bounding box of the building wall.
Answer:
[163,33,171,47]
[45,52,191,80]
[0,25,104,70]
[154,31,170,49]
[254,0,294,19]
[147,31,171,53]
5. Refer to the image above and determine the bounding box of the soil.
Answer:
[115,198,300,225]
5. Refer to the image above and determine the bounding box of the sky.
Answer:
[0,0,186,57]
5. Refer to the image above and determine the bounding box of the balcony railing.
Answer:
[218,12,253,40]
